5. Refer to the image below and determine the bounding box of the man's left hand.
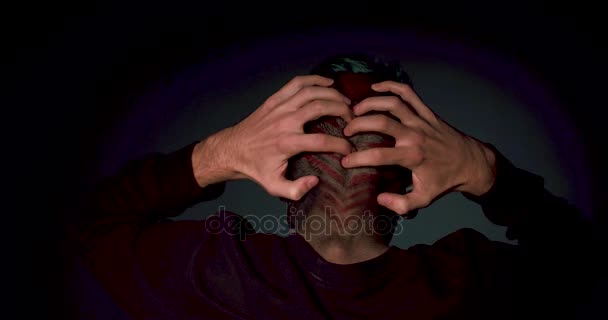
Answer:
[341,81,497,216]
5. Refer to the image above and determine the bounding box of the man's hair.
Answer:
[286,54,415,242]
[310,53,413,87]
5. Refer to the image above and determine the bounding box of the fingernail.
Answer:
[341,156,349,166]
[344,97,351,105]
[307,177,318,189]
[379,197,391,206]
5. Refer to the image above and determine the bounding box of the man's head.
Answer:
[286,54,415,244]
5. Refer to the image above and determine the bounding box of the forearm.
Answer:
[87,141,227,224]
[462,144,604,311]
[462,143,582,238]
[77,137,238,318]
[192,127,246,188]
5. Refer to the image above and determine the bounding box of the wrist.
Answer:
[462,138,497,197]
[192,128,244,188]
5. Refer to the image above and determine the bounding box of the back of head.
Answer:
[286,54,415,242]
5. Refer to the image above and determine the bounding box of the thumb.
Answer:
[270,175,319,201]
[377,191,431,216]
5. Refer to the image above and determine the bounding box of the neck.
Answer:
[294,204,391,265]
[303,232,390,265]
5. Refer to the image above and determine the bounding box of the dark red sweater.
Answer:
[78,143,600,319]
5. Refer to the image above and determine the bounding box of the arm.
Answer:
[95,141,224,221]
[76,139,232,318]
[341,80,605,316]
[79,74,354,251]
[78,141,227,253]
[406,144,603,318]
[462,143,590,245]
[76,75,355,318]
[462,144,605,316]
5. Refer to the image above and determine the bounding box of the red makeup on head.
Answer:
[303,72,400,151]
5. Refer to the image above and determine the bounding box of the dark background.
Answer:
[6,2,607,318]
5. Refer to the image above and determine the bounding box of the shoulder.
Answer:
[404,229,517,299]
[407,228,516,261]
[434,228,490,251]
[200,209,286,257]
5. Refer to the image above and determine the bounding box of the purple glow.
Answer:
[99,28,593,219]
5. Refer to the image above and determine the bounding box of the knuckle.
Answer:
[410,147,424,164]
[348,117,361,128]
[290,75,304,86]
[291,188,304,201]
[264,95,278,107]
[397,82,411,93]
[321,87,343,101]
[328,87,342,98]
[396,200,409,214]
[315,134,330,146]
[310,100,326,113]
[387,96,402,107]
[300,86,316,97]
[377,115,391,128]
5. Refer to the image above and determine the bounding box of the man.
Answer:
[79,55,600,319]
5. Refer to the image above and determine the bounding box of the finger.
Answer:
[293,99,354,124]
[269,175,319,201]
[343,114,405,138]
[282,133,352,156]
[353,96,419,127]
[377,190,432,215]
[266,75,335,108]
[283,86,351,111]
[341,146,422,168]
[371,81,437,124]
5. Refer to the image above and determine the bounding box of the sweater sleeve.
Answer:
[456,144,605,317]
[410,144,605,318]
[76,142,245,319]
[86,142,225,223]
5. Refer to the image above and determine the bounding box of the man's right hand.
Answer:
[192,75,354,201]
